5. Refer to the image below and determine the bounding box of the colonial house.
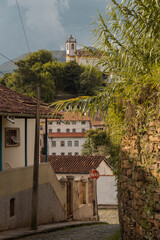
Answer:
[40,112,105,156]
[41,155,117,206]
[0,84,54,171]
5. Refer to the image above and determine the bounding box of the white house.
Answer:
[41,155,117,206]
[0,84,54,171]
[42,112,105,156]
[47,112,90,156]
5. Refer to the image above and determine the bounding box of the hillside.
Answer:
[0,50,66,78]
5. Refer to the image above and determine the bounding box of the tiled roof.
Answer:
[41,155,110,174]
[49,112,90,121]
[0,84,57,118]
[91,121,105,126]
[76,49,103,58]
[48,132,86,138]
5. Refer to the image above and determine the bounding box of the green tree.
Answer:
[79,65,103,96]
[81,129,109,155]
[0,73,12,87]
[6,50,55,102]
[63,61,82,93]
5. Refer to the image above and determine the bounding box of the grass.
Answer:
[109,229,121,240]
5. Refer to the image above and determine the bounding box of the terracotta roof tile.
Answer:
[41,155,109,174]
[49,112,90,121]
[48,132,86,138]
[0,84,57,118]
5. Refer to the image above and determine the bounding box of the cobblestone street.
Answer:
[19,224,119,240]
[98,208,119,224]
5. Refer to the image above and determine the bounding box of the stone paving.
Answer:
[98,209,119,224]
[19,224,119,240]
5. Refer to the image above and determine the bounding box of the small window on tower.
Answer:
[71,43,74,50]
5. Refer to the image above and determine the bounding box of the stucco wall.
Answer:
[48,137,86,155]
[2,117,35,170]
[97,176,117,205]
[0,163,67,230]
[48,119,91,133]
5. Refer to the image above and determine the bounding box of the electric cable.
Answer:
[16,0,30,53]
[0,53,15,64]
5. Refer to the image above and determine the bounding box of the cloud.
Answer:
[7,0,70,50]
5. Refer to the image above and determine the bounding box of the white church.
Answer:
[65,35,106,71]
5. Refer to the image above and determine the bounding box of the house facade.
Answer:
[41,155,117,206]
[40,112,105,156]
[47,113,91,156]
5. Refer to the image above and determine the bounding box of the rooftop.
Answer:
[41,155,111,174]
[0,84,57,118]
[48,132,86,138]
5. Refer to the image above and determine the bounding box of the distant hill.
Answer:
[0,50,66,78]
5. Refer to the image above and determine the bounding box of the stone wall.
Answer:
[119,120,160,240]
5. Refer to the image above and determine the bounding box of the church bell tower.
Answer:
[66,35,77,62]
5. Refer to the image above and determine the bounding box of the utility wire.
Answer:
[0,53,15,64]
[16,0,30,53]
[0,71,4,76]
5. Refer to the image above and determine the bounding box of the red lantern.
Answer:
[90,169,99,179]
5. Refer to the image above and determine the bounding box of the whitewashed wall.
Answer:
[48,137,86,156]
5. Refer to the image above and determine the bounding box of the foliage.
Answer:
[81,129,109,155]
[51,0,160,168]
[79,65,103,96]
[0,50,55,103]
[63,61,82,93]
[0,51,103,102]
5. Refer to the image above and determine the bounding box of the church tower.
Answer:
[66,35,77,62]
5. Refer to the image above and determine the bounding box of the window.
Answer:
[82,129,86,133]
[49,129,52,133]
[48,120,52,125]
[10,198,15,217]
[68,152,72,156]
[75,152,79,156]
[65,121,70,125]
[81,121,86,125]
[57,121,61,125]
[72,129,76,133]
[68,141,72,147]
[61,152,65,156]
[71,43,74,50]
[52,141,56,147]
[52,152,56,156]
[57,129,61,133]
[72,121,76,125]
[66,129,70,133]
[74,141,79,147]
[61,141,65,147]
[5,128,20,147]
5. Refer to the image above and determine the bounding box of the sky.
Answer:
[0,0,111,65]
